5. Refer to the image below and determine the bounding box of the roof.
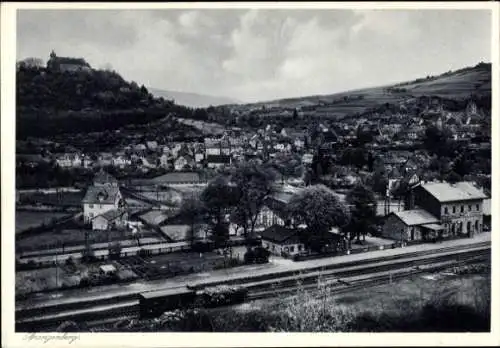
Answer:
[139,210,172,226]
[51,56,89,66]
[392,209,440,226]
[93,169,118,186]
[419,181,487,203]
[152,172,201,184]
[99,264,117,273]
[261,225,300,244]
[206,155,231,164]
[422,223,444,231]
[140,287,194,299]
[159,224,192,242]
[82,185,120,204]
[99,209,126,221]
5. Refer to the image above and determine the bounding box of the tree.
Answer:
[370,165,389,196]
[230,163,276,245]
[17,57,44,70]
[345,184,377,244]
[445,170,462,184]
[287,184,350,253]
[179,194,207,246]
[200,176,239,227]
[340,147,366,169]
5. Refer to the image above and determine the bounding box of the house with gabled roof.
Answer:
[261,225,305,256]
[383,181,488,242]
[82,169,123,227]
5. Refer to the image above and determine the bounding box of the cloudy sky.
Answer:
[17,8,491,103]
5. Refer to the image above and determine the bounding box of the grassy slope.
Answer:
[243,65,491,114]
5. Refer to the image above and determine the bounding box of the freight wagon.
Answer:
[139,287,197,319]
[139,285,249,319]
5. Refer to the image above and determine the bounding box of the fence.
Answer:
[15,213,79,240]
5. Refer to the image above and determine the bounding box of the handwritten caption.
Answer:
[23,333,80,344]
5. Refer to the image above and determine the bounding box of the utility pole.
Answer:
[55,253,59,288]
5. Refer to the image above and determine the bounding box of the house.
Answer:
[46,50,92,73]
[98,153,113,167]
[133,144,147,152]
[92,209,128,231]
[261,225,305,256]
[194,152,204,163]
[171,143,183,157]
[146,141,158,151]
[82,170,123,225]
[142,155,158,169]
[55,153,82,168]
[206,155,231,169]
[151,172,205,187]
[174,156,193,171]
[16,154,50,168]
[407,181,487,238]
[382,209,442,242]
[112,153,131,168]
[302,153,314,165]
[82,155,93,169]
[159,153,170,169]
[99,264,117,276]
[294,138,305,150]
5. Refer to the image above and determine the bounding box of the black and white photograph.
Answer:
[1,1,499,346]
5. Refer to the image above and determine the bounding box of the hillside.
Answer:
[149,88,240,108]
[15,65,209,139]
[236,62,491,115]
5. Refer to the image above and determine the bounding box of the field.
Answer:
[246,65,491,112]
[228,264,491,332]
[16,226,164,252]
[15,211,71,234]
[18,191,85,207]
[16,260,138,296]
[117,250,242,280]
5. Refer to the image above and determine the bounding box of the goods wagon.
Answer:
[139,287,196,318]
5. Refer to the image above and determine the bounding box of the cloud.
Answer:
[16,8,491,103]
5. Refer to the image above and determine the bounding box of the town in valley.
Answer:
[12,8,492,334]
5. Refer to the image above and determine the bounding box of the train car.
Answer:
[196,285,249,308]
[139,287,197,319]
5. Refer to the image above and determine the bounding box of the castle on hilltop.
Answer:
[46,50,92,73]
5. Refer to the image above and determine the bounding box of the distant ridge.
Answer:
[148,88,240,108]
[239,62,491,109]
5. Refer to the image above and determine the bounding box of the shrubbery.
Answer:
[244,246,270,264]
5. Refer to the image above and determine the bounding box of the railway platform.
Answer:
[16,231,491,312]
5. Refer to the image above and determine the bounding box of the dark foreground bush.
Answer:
[347,302,490,332]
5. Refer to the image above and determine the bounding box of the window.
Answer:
[444,207,448,214]
[461,205,464,213]
[290,246,295,252]
[476,204,480,211]
[452,206,456,214]
[89,204,94,208]
[468,205,472,211]
[298,245,302,251]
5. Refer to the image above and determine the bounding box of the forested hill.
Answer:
[16,65,210,139]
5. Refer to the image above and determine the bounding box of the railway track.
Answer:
[16,244,490,332]
[16,240,489,319]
